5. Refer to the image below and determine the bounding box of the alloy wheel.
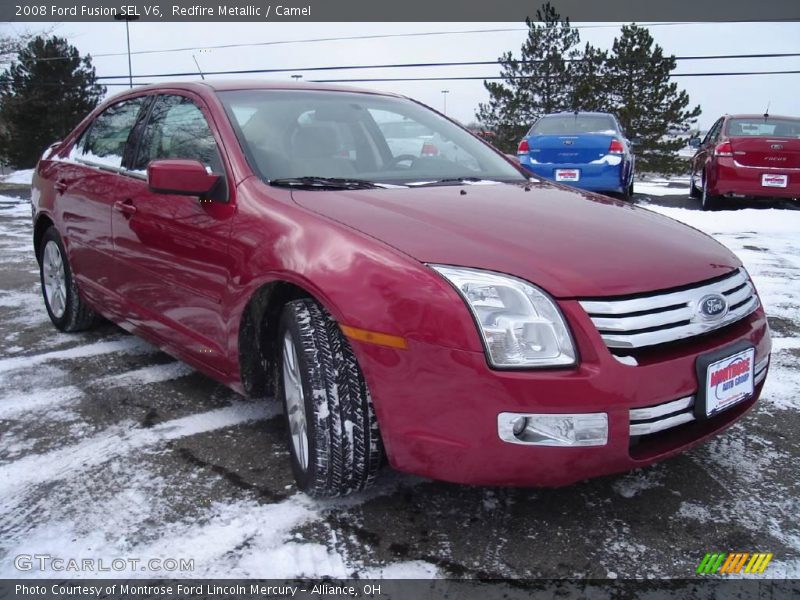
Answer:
[282,331,309,471]
[42,240,67,319]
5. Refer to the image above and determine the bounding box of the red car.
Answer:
[32,81,771,497]
[689,114,800,210]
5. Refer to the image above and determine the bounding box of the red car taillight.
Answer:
[714,141,733,157]
[517,139,529,154]
[421,142,439,156]
[609,139,625,154]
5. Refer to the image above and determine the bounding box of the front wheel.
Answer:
[277,298,383,497]
[39,227,97,332]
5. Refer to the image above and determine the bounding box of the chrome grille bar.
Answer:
[630,354,767,438]
[630,411,695,436]
[579,268,759,349]
[629,395,693,421]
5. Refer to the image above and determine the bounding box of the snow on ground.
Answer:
[634,181,690,197]
[1,188,799,579]
[634,174,691,197]
[0,169,35,185]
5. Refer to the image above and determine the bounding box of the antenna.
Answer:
[192,54,205,80]
[764,101,770,119]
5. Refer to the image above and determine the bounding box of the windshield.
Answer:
[726,118,800,138]
[530,114,618,135]
[218,89,525,185]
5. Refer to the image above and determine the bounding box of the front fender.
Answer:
[222,178,485,386]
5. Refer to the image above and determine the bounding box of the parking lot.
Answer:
[1,180,799,579]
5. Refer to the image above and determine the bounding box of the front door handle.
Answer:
[55,179,69,193]
[114,199,137,217]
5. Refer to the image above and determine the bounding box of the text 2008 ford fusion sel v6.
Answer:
[32,81,771,497]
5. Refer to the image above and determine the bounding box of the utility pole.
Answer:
[441,90,449,115]
[114,14,139,88]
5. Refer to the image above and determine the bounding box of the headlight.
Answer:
[431,265,577,368]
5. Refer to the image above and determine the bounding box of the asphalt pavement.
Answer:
[1,183,798,579]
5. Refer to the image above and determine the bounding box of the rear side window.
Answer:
[71,97,145,168]
[133,95,224,173]
[530,115,617,135]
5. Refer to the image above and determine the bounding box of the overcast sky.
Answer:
[2,21,798,129]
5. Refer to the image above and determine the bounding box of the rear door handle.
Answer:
[55,179,69,193]
[114,199,137,217]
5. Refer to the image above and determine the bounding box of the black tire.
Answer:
[277,298,383,497]
[38,227,97,332]
[618,178,634,201]
[700,172,722,211]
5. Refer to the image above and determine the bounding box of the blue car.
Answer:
[517,111,635,198]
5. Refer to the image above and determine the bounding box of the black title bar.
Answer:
[3,0,800,22]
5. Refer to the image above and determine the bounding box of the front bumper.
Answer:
[521,159,627,194]
[711,158,800,199]
[350,302,770,486]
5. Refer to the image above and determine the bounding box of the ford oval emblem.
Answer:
[697,294,728,321]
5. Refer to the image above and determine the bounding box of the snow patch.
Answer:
[634,181,690,197]
[0,401,275,500]
[1,169,35,185]
[0,337,156,374]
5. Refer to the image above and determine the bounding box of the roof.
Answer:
[122,79,397,96]
[725,114,798,120]
[541,111,617,117]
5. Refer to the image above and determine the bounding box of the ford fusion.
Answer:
[689,113,800,210]
[517,111,635,198]
[32,82,770,497]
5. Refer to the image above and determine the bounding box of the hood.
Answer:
[290,182,740,298]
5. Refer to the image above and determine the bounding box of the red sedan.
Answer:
[32,81,770,496]
[690,114,800,210]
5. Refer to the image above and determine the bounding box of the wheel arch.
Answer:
[236,278,337,398]
[33,213,55,263]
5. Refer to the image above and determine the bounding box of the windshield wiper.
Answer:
[270,176,391,190]
[406,177,502,187]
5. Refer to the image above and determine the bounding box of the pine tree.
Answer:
[569,42,610,113]
[476,2,581,152]
[606,24,701,174]
[0,36,105,167]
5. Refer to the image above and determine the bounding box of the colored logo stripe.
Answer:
[697,553,726,574]
[697,552,773,574]
[745,553,773,574]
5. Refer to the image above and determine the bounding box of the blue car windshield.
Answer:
[530,115,618,135]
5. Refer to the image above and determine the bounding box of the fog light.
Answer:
[498,412,608,446]
[511,416,528,436]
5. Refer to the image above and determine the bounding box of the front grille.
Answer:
[629,355,768,436]
[579,268,759,350]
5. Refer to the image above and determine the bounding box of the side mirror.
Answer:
[147,159,221,197]
[688,137,701,148]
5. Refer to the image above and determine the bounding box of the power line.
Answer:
[10,68,800,89]
[25,23,688,61]
[93,53,800,81]
[304,70,800,83]
[21,20,799,62]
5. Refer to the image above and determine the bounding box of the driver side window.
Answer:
[134,94,224,175]
[703,119,723,145]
